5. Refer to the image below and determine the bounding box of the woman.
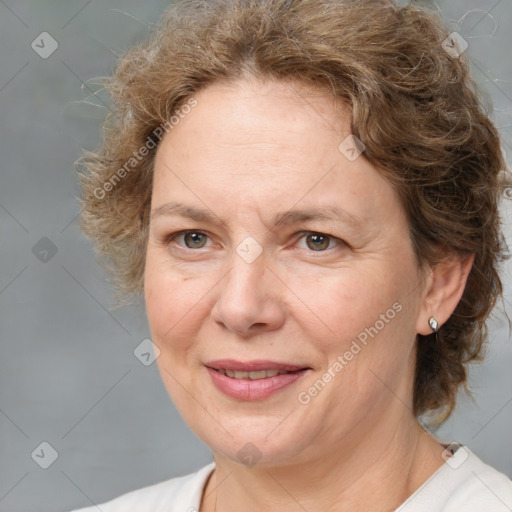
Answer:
[72,0,512,510]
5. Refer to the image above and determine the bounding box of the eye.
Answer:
[166,230,211,249]
[295,231,344,252]
[164,230,345,253]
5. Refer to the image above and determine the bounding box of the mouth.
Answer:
[204,359,311,400]
[212,368,298,380]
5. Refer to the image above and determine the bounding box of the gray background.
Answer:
[0,1,511,511]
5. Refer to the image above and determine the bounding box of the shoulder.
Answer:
[69,462,215,512]
[443,448,512,511]
[397,445,512,511]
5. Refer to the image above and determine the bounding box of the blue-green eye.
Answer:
[166,230,343,252]
[168,230,210,249]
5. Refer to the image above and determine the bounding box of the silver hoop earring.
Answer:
[429,317,439,332]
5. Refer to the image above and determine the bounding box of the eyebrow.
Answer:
[150,201,363,230]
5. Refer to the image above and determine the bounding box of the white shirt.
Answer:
[71,446,512,511]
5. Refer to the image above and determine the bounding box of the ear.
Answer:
[416,252,475,336]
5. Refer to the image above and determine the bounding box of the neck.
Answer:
[201,413,445,512]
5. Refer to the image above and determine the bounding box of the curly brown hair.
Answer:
[77,0,510,424]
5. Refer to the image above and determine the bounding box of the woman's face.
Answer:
[144,78,429,466]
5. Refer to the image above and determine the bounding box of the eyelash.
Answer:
[165,230,346,254]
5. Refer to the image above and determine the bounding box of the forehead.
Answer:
[151,78,403,230]
[155,77,348,162]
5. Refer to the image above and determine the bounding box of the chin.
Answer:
[189,407,319,468]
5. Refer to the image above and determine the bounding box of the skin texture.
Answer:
[144,77,474,511]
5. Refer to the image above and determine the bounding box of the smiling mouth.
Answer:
[205,359,310,379]
[205,361,310,400]
[213,369,298,380]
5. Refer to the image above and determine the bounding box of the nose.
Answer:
[211,251,286,337]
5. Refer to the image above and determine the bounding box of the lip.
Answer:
[205,359,310,401]
[205,359,307,372]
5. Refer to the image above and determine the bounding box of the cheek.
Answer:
[144,254,204,353]
[145,267,207,413]
[299,280,415,428]
[292,262,419,404]
[284,265,398,348]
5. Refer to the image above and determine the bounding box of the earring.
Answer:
[429,317,439,332]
